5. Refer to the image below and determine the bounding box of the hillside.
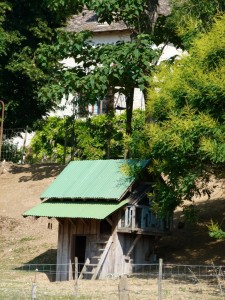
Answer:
[0,161,225,269]
[0,162,64,269]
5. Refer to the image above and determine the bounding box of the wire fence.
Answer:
[0,128,31,163]
[1,262,225,299]
[0,127,69,164]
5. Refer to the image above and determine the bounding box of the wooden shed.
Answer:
[23,159,172,281]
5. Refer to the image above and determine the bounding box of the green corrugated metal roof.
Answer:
[40,159,149,200]
[22,199,128,219]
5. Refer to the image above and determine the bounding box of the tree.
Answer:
[2,0,225,129]
[28,110,147,162]
[0,0,168,130]
[37,31,159,137]
[147,15,225,215]
[85,0,165,34]
[163,0,225,49]
[0,0,84,128]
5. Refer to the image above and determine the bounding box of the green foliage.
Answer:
[207,220,225,240]
[166,0,225,48]
[147,15,225,214]
[75,114,124,160]
[2,0,224,129]
[0,0,83,128]
[0,2,11,56]
[29,110,147,162]
[29,116,66,162]
[37,31,160,136]
[85,0,160,34]
[2,139,22,163]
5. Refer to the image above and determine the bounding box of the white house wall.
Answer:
[92,32,131,44]
[52,31,182,117]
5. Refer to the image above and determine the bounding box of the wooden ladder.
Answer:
[79,236,113,280]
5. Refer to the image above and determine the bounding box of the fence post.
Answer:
[31,269,38,300]
[158,258,163,300]
[74,257,78,299]
[118,275,130,300]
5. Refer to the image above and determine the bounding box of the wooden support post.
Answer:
[74,257,78,298]
[131,206,136,229]
[118,275,130,300]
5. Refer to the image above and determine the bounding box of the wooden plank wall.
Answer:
[56,219,71,281]
[56,214,157,281]
[56,218,99,281]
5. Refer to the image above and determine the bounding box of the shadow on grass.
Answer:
[14,249,57,282]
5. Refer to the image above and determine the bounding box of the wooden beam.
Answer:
[126,235,141,257]
[79,258,90,280]
[106,217,113,227]
[92,236,113,280]
[80,219,88,226]
[69,218,76,226]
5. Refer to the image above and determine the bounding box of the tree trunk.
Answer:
[124,89,134,159]
[105,87,114,115]
[105,87,115,158]
[147,0,159,34]
[126,89,134,136]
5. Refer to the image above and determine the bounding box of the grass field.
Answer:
[0,268,225,300]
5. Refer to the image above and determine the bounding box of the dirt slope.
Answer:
[0,162,64,268]
[0,161,225,268]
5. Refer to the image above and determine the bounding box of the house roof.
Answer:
[40,159,150,201]
[66,10,128,33]
[66,1,171,33]
[22,199,128,219]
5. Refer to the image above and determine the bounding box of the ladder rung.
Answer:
[96,241,107,244]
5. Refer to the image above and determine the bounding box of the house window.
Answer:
[120,206,132,228]
[142,207,151,229]
[125,206,132,227]
[93,102,100,115]
[135,207,142,228]
[135,206,152,230]
[91,99,107,115]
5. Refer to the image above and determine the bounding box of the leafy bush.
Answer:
[29,110,147,163]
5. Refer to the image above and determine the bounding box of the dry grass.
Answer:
[0,270,225,299]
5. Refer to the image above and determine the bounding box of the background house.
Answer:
[23,159,173,281]
[54,5,181,119]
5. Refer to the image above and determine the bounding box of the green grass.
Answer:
[20,236,35,242]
